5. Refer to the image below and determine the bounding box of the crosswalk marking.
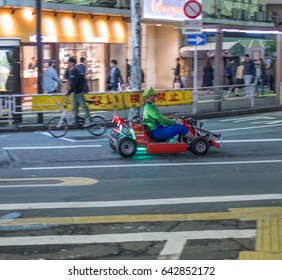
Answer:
[0,230,256,260]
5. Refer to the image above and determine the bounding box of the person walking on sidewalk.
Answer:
[106,59,123,91]
[43,60,60,94]
[243,54,256,96]
[172,57,183,88]
[202,57,214,93]
[254,58,267,96]
[66,56,91,126]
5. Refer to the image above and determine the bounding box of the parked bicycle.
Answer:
[47,95,107,138]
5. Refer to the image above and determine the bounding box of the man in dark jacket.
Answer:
[106,59,123,91]
[66,56,91,126]
[243,54,256,96]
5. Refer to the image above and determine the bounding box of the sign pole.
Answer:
[36,0,43,123]
[193,46,198,114]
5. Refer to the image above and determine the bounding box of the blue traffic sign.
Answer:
[186,34,206,46]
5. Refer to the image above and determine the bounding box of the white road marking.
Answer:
[216,123,282,132]
[39,132,108,142]
[3,145,101,150]
[222,139,282,143]
[0,193,281,210]
[0,230,256,260]
[219,116,275,122]
[21,159,282,171]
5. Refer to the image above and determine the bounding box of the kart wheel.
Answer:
[116,136,137,158]
[190,137,209,156]
[109,137,117,151]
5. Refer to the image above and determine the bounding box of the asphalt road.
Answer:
[0,111,282,260]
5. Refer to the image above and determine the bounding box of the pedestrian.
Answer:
[234,60,245,96]
[224,58,237,90]
[76,57,89,93]
[43,60,60,94]
[254,58,268,96]
[28,57,37,70]
[202,57,214,92]
[76,57,86,75]
[264,53,273,91]
[66,56,91,126]
[172,57,183,88]
[126,58,131,87]
[106,59,123,91]
[243,54,256,96]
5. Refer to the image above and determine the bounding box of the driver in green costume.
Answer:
[141,87,195,140]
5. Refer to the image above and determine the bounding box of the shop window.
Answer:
[59,43,105,92]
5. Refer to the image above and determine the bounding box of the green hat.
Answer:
[143,87,157,99]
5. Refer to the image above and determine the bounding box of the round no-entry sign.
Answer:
[183,0,202,19]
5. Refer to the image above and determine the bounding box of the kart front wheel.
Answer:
[190,137,209,156]
[109,137,117,151]
[116,136,137,158]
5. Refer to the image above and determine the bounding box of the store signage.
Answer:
[142,0,202,22]
[29,35,58,43]
[186,34,206,46]
[182,19,202,34]
[183,0,202,19]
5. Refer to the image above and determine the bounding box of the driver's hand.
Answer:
[176,118,183,124]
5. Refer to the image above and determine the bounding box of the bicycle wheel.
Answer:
[87,115,107,136]
[47,117,68,138]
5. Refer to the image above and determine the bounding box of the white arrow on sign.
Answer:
[189,35,205,44]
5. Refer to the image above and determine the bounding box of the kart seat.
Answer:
[144,125,167,142]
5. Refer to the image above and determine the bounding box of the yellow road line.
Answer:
[0,211,238,226]
[0,177,97,188]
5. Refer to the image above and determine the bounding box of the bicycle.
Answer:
[47,94,107,138]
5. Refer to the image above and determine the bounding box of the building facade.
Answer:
[0,0,278,95]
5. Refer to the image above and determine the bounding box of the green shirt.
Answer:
[143,102,176,130]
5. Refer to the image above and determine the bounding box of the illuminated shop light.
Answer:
[29,35,58,42]
[85,37,108,43]
[202,28,281,34]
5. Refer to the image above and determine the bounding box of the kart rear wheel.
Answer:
[116,136,137,158]
[47,117,68,138]
[190,137,209,156]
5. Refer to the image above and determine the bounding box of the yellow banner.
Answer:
[32,90,193,112]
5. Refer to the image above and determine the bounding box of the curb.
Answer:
[0,106,282,132]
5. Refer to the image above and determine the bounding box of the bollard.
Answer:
[280,82,282,105]
[192,89,198,114]
[250,84,255,108]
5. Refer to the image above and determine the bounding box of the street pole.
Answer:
[36,0,43,123]
[214,27,223,111]
[192,46,198,114]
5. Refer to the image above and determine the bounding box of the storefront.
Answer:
[179,42,245,87]
[0,8,127,95]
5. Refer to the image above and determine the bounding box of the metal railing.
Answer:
[0,84,278,127]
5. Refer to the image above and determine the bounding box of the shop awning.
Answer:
[180,41,245,58]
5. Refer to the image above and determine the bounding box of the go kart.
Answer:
[109,115,222,158]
